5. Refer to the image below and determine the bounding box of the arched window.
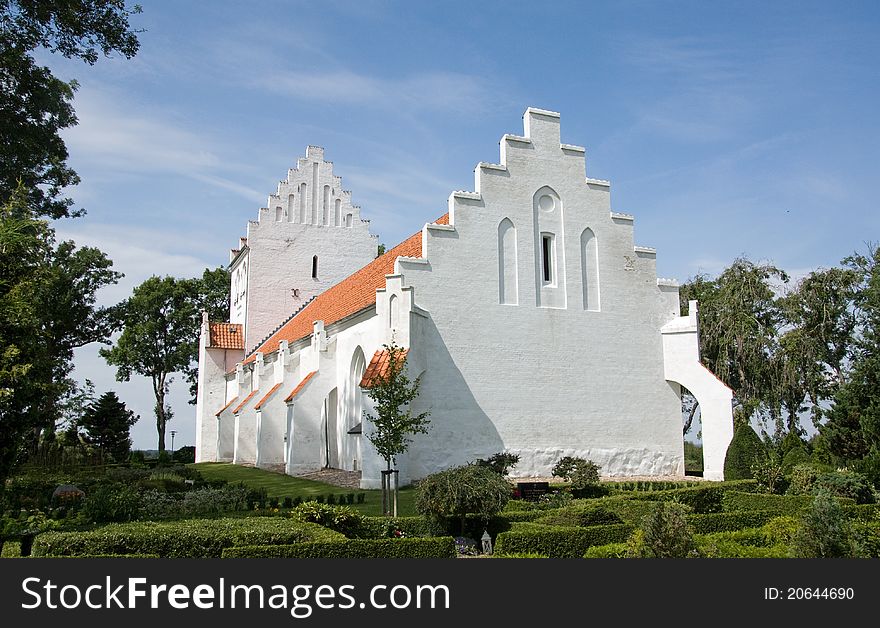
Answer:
[581,228,600,311]
[312,255,318,279]
[389,294,399,330]
[275,207,283,222]
[498,218,518,305]
[334,198,341,227]
[287,193,295,222]
[322,185,330,225]
[345,213,353,228]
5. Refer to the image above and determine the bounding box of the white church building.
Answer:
[194,108,734,486]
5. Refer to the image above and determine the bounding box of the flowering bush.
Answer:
[454,536,479,556]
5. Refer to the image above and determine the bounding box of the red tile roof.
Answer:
[232,389,259,414]
[284,371,317,402]
[254,383,282,410]
[215,396,239,417]
[244,214,448,363]
[209,323,244,350]
[360,348,409,388]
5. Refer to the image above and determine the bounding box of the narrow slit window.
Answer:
[312,255,318,279]
[542,235,552,283]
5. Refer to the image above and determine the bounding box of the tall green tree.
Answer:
[0,186,119,483]
[100,276,199,452]
[101,268,227,450]
[1,0,142,218]
[680,258,788,426]
[822,245,880,463]
[78,390,138,462]
[363,340,431,516]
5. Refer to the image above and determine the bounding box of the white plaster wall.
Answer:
[240,146,378,351]
[393,108,685,480]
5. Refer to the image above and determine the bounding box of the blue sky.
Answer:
[44,0,880,449]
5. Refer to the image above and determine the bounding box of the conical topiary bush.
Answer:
[724,423,767,480]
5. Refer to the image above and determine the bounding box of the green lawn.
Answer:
[191,463,417,517]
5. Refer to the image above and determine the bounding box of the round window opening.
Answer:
[538,194,555,212]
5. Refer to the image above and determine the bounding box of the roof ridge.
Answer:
[246,295,316,358]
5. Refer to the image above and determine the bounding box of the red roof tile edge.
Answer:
[215,396,239,417]
[284,371,317,403]
[254,383,282,410]
[231,389,259,414]
[242,213,448,366]
[360,348,409,388]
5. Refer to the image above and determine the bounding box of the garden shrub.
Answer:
[617,484,726,513]
[786,463,825,496]
[814,470,875,504]
[415,465,511,534]
[686,510,779,534]
[723,424,766,480]
[474,452,520,476]
[80,483,140,523]
[290,502,366,538]
[583,542,628,558]
[494,524,633,558]
[698,540,788,558]
[626,502,697,558]
[534,504,624,528]
[32,518,343,558]
[721,491,830,516]
[761,516,799,546]
[138,485,249,520]
[551,456,601,489]
[751,454,787,494]
[222,537,457,559]
[359,516,436,539]
[605,480,699,492]
[790,491,861,558]
[781,446,811,472]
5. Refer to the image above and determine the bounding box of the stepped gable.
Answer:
[242,214,448,364]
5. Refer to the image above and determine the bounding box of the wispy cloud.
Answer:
[255,69,495,113]
[63,86,263,202]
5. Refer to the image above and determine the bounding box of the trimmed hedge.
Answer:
[605,480,702,492]
[722,491,856,516]
[33,518,344,558]
[495,524,633,558]
[698,540,789,558]
[222,537,456,558]
[583,543,628,558]
[616,481,759,514]
[686,510,779,534]
[40,554,161,559]
[534,505,623,527]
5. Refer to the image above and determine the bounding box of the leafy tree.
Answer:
[363,340,431,515]
[1,0,142,218]
[822,245,880,464]
[415,464,511,535]
[723,423,767,480]
[77,391,138,462]
[551,456,601,489]
[474,451,520,476]
[100,276,198,452]
[0,186,118,484]
[680,258,788,427]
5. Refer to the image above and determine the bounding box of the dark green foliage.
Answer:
[77,392,138,463]
[813,470,875,504]
[79,483,140,523]
[686,510,780,534]
[551,456,601,489]
[474,452,520,476]
[33,518,343,558]
[415,464,511,533]
[326,494,336,505]
[583,543,628,558]
[356,493,365,504]
[346,493,354,505]
[494,524,633,558]
[790,491,860,558]
[627,502,697,558]
[724,424,767,480]
[221,537,457,559]
[282,497,293,509]
[781,446,811,471]
[290,502,366,538]
[533,504,624,527]
[172,446,195,464]
[786,463,825,495]
[359,516,435,539]
[605,480,700,492]
[619,484,727,513]
[722,491,832,516]
[852,451,880,490]
[684,441,703,474]
[697,540,789,558]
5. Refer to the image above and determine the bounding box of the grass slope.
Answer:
[191,463,417,517]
